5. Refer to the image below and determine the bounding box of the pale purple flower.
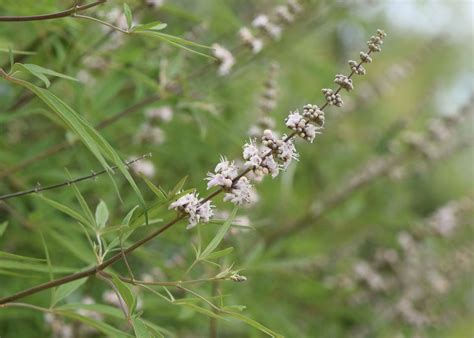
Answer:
[223,176,253,205]
[206,157,239,189]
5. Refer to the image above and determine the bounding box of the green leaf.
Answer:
[57,303,124,318]
[122,205,139,226]
[8,78,146,225]
[14,63,50,87]
[52,278,87,307]
[225,312,283,337]
[205,247,234,260]
[0,221,7,237]
[141,174,167,201]
[123,3,133,29]
[168,175,188,197]
[67,171,96,229]
[133,21,167,32]
[200,207,238,259]
[0,260,75,274]
[22,63,78,82]
[0,251,45,262]
[111,274,137,315]
[13,63,78,87]
[134,31,214,59]
[179,302,226,320]
[8,47,13,72]
[48,228,96,263]
[95,200,109,229]
[132,317,150,338]
[39,195,90,227]
[57,310,132,337]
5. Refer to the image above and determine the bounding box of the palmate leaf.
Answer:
[7,74,147,222]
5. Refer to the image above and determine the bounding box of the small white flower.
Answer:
[135,124,166,145]
[285,111,305,130]
[128,158,156,178]
[261,154,279,178]
[212,43,235,76]
[302,123,319,143]
[145,106,173,122]
[206,157,239,189]
[243,139,262,169]
[277,136,299,168]
[223,176,253,205]
[252,14,269,28]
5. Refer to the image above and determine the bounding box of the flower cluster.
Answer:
[169,192,214,229]
[237,0,303,53]
[285,110,320,142]
[135,106,174,146]
[334,74,353,91]
[302,104,325,127]
[206,157,238,190]
[322,88,343,107]
[238,27,263,54]
[170,29,385,229]
[367,29,386,53]
[212,43,236,76]
[252,15,282,41]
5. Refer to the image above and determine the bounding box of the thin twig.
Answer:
[0,0,106,22]
[0,154,150,201]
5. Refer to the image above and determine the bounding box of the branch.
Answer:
[0,154,150,201]
[0,30,381,305]
[0,1,106,22]
[0,215,184,305]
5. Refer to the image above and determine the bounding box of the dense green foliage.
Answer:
[0,0,472,337]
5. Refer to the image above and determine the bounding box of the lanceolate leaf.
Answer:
[200,207,238,259]
[0,221,8,237]
[56,310,132,337]
[131,317,150,338]
[8,76,147,223]
[110,274,137,315]
[51,278,87,307]
[95,200,109,229]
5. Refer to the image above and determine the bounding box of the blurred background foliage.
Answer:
[0,0,472,337]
